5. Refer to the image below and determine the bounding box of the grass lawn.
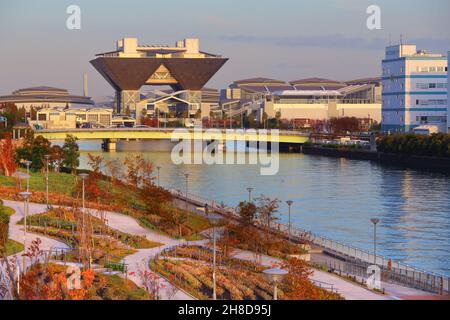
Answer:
[2,239,24,256]
[101,274,152,300]
[0,170,77,196]
[0,204,15,216]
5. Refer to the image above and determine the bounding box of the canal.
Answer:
[76,141,450,277]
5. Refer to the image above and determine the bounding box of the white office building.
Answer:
[382,44,448,133]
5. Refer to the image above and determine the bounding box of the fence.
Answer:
[171,188,450,295]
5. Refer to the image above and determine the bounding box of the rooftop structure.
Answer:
[90,38,228,116]
[221,77,382,129]
[0,86,94,111]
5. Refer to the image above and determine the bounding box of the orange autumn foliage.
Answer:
[0,134,17,177]
[20,265,96,300]
[280,258,342,300]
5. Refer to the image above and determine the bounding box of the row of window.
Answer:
[415,66,447,73]
[416,116,447,123]
[383,66,448,76]
[416,99,448,106]
[416,82,447,89]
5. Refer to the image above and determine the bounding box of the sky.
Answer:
[0,0,449,101]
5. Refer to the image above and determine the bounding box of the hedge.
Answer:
[377,133,450,158]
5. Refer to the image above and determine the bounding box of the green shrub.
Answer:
[0,206,10,248]
[377,133,450,157]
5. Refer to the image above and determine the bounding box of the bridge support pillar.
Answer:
[102,139,118,152]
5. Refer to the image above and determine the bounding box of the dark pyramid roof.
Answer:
[90,57,228,91]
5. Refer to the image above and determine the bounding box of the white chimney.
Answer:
[83,73,88,97]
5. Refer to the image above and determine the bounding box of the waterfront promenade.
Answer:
[3,197,444,300]
[170,189,450,296]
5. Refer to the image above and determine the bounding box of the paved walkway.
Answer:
[2,200,200,300]
[230,248,388,300]
[3,200,69,270]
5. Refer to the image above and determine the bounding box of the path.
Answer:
[3,200,69,270]
[2,200,200,300]
[231,248,388,300]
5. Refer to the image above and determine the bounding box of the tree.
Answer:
[280,258,342,300]
[15,131,51,171]
[168,207,188,238]
[124,154,145,187]
[87,153,103,175]
[62,134,80,174]
[31,135,51,171]
[0,103,25,133]
[237,201,257,226]
[104,158,121,185]
[329,117,360,134]
[0,134,17,176]
[255,196,280,239]
[50,145,65,172]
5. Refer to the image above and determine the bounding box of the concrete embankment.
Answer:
[302,146,450,173]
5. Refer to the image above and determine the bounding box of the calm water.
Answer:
[76,141,450,276]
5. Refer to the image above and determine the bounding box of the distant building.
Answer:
[90,38,227,119]
[0,86,94,111]
[221,77,382,129]
[381,44,448,133]
[29,107,113,130]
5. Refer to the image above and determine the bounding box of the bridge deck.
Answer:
[36,128,310,144]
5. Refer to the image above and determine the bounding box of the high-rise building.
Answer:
[381,44,448,133]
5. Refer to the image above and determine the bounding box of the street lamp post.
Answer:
[207,213,222,300]
[24,160,32,192]
[156,166,161,187]
[263,268,288,300]
[79,173,89,210]
[18,191,32,274]
[44,155,50,208]
[370,218,380,265]
[286,200,293,243]
[246,187,254,203]
[184,173,189,213]
[78,173,89,269]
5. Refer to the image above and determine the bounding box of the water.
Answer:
[76,140,450,276]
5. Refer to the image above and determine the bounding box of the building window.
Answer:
[38,114,46,121]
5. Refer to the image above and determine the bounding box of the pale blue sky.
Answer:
[1,0,449,100]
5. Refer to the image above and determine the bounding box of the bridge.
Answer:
[35,128,310,151]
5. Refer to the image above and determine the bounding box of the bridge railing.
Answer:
[38,127,311,136]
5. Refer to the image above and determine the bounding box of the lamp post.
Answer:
[18,191,32,273]
[78,173,89,269]
[263,268,288,300]
[24,160,32,192]
[156,166,161,187]
[286,200,293,243]
[207,213,222,300]
[44,155,50,208]
[370,218,380,265]
[184,173,189,213]
[79,173,89,210]
[246,187,254,203]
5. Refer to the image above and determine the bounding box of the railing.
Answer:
[38,127,310,136]
[171,189,450,295]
